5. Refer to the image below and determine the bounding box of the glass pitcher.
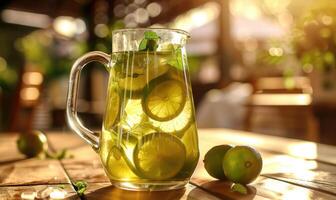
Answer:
[66,28,199,191]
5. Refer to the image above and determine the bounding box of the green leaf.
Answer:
[144,31,160,40]
[139,39,148,51]
[167,46,184,70]
[231,183,248,195]
[146,40,158,51]
[138,31,160,51]
[74,181,88,196]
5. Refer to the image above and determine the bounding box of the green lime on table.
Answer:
[133,132,186,180]
[223,146,262,184]
[142,79,186,121]
[204,144,232,180]
[17,130,48,157]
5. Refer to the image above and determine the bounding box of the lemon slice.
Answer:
[177,124,200,178]
[118,99,159,137]
[150,99,193,137]
[133,132,186,180]
[142,79,186,121]
[106,145,139,179]
[104,83,121,129]
[116,53,170,99]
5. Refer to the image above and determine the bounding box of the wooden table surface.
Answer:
[1,129,336,200]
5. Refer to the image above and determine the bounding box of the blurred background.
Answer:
[0,0,336,145]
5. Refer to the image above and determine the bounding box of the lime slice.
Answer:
[150,99,193,137]
[116,53,170,99]
[177,124,199,178]
[119,99,159,137]
[182,124,199,165]
[142,79,186,121]
[106,145,139,179]
[104,83,120,129]
[122,99,144,128]
[118,75,147,98]
[133,132,186,180]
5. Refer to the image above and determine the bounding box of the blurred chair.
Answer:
[196,77,319,142]
[244,76,319,141]
[9,69,45,131]
[197,82,252,129]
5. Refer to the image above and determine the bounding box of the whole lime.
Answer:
[203,144,232,179]
[17,130,48,157]
[222,146,262,184]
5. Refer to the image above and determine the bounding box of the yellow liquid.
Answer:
[99,51,199,184]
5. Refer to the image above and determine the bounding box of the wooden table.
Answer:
[1,129,335,199]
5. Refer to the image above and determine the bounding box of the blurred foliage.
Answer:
[0,57,18,91]
[256,41,286,66]
[290,0,336,89]
[293,0,336,72]
[253,0,336,90]
[17,31,87,82]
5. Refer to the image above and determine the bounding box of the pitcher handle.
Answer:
[66,51,111,151]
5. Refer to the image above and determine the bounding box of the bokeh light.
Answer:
[53,16,86,37]
[146,2,162,18]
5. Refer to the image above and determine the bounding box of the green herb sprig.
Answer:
[231,183,248,195]
[139,31,160,51]
[74,181,88,196]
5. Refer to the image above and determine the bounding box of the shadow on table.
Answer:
[188,180,256,200]
[85,185,186,200]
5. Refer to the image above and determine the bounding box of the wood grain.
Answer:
[0,184,78,200]
[84,183,221,200]
[1,129,336,200]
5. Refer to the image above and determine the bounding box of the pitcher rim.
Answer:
[112,28,190,38]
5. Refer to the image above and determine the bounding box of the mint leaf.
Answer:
[167,46,183,70]
[144,31,160,39]
[146,40,158,51]
[139,39,148,51]
[231,183,248,195]
[74,181,88,196]
[139,31,160,51]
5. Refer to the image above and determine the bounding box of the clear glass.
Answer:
[67,28,199,191]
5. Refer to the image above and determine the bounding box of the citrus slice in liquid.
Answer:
[117,53,169,99]
[150,99,193,138]
[142,79,186,121]
[104,83,121,129]
[133,132,186,180]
